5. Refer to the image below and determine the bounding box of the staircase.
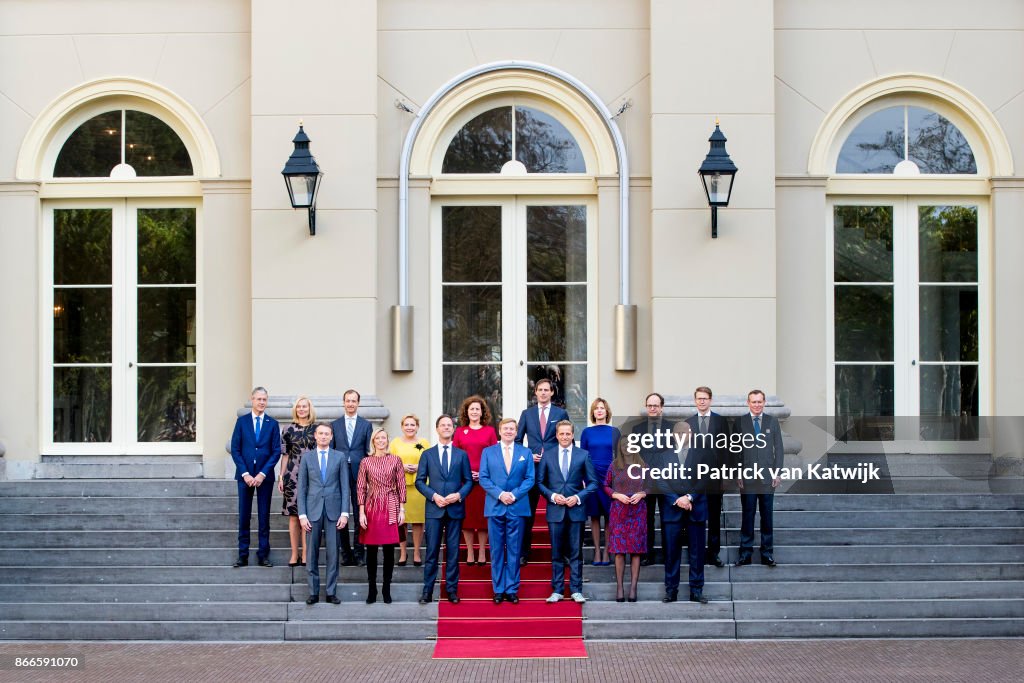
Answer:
[0,480,1021,641]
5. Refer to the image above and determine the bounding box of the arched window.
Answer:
[442,105,585,174]
[38,95,201,455]
[53,109,193,178]
[836,105,976,175]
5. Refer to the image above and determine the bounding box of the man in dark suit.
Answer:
[685,386,731,568]
[229,386,282,568]
[630,392,675,566]
[297,422,351,604]
[539,420,598,604]
[330,389,372,566]
[480,418,536,604]
[515,378,569,566]
[661,422,709,603]
[734,389,785,567]
[416,414,474,604]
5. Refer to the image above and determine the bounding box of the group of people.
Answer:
[228,382,785,606]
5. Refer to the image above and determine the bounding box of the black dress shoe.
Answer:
[326,595,341,605]
[493,594,503,604]
[690,591,708,604]
[397,559,407,567]
[706,555,725,568]
[418,594,432,605]
[414,560,422,567]
[760,555,777,567]
[232,557,248,568]
[735,556,752,566]
[639,557,652,567]
[305,595,318,605]
[257,558,273,567]
[288,560,302,567]
[519,557,528,567]
[662,591,678,603]
[616,597,625,603]
[341,555,357,567]
[447,592,460,604]
[505,593,519,604]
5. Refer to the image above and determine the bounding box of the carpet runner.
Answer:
[431,501,587,659]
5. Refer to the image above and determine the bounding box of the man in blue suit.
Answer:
[415,414,474,604]
[229,386,281,568]
[480,417,536,604]
[297,422,351,604]
[330,389,372,566]
[661,421,709,603]
[515,379,568,566]
[539,420,597,604]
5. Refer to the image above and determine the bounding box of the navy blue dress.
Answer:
[580,425,619,518]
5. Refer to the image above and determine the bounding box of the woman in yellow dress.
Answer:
[390,414,428,566]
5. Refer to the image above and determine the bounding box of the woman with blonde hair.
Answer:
[390,414,429,566]
[358,428,406,604]
[579,397,619,566]
[279,396,317,567]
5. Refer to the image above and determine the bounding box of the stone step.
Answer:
[8,509,1022,531]
[762,494,1024,512]
[719,528,1024,546]
[583,601,733,619]
[732,580,1024,600]
[0,584,292,603]
[0,621,285,641]
[0,497,241,514]
[583,618,735,639]
[31,463,204,479]
[0,480,236,498]
[721,545,1023,564]
[1,602,287,621]
[0,566,295,584]
[288,602,436,620]
[283,620,434,640]
[734,599,1024,620]
[735,618,1024,638]
[724,563,1024,581]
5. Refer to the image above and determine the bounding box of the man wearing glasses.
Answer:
[630,392,675,566]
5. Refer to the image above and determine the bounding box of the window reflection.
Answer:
[53,110,193,177]
[837,105,976,174]
[443,105,585,174]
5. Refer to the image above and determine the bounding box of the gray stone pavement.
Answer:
[0,640,1021,682]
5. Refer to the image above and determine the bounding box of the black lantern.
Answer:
[697,119,737,238]
[281,122,323,236]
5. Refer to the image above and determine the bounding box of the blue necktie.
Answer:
[254,415,262,441]
[441,446,449,476]
[753,416,761,436]
[319,450,327,483]
[561,448,570,479]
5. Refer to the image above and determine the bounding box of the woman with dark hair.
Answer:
[580,397,618,566]
[604,438,647,602]
[452,395,497,565]
[358,428,406,604]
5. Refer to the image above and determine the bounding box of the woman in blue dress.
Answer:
[580,398,619,566]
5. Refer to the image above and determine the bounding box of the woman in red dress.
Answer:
[452,395,497,565]
[358,428,406,604]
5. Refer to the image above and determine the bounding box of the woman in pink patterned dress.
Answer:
[358,428,406,604]
[604,438,648,602]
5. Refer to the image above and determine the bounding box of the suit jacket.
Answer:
[733,412,785,494]
[479,442,535,517]
[230,413,282,482]
[515,403,570,454]
[685,411,732,494]
[415,443,474,520]
[297,447,351,522]
[660,444,708,524]
[538,445,598,523]
[330,414,373,469]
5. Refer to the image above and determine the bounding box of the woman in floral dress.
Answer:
[278,396,317,566]
[604,438,648,602]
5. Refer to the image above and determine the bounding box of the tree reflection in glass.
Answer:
[837,105,976,174]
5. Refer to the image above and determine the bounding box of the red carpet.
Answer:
[432,501,587,659]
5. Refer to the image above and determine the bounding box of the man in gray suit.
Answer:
[298,422,351,604]
[733,389,784,567]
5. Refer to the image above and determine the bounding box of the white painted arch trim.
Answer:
[808,73,1013,178]
[17,77,221,180]
[398,61,630,306]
